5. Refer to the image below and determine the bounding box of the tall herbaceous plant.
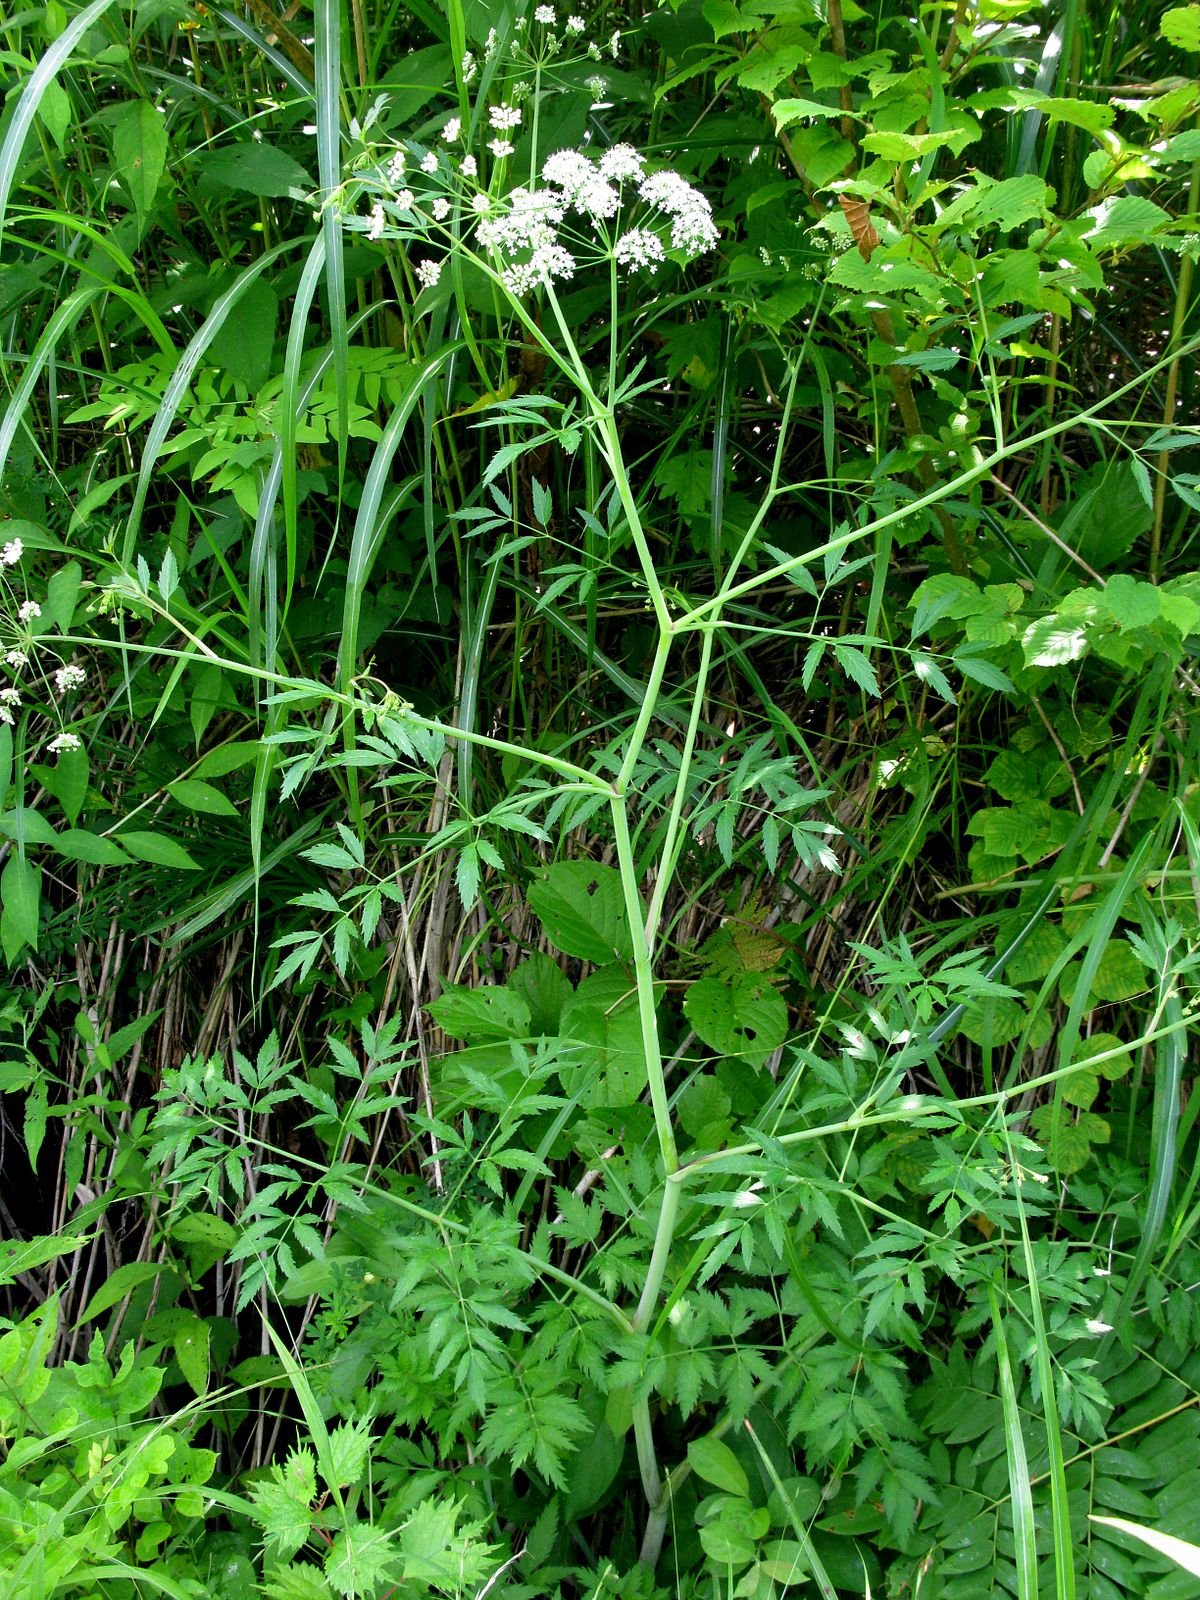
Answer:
[0,0,1199,1596]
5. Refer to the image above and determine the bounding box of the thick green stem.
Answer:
[609,796,677,1177]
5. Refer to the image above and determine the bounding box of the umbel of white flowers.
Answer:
[358,137,720,298]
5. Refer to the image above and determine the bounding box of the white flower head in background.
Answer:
[432,197,451,221]
[18,601,40,623]
[566,14,585,32]
[489,104,522,131]
[48,732,81,753]
[461,155,479,178]
[461,51,477,83]
[366,201,386,240]
[55,664,85,694]
[0,687,20,706]
[535,4,555,21]
[394,189,415,211]
[1,538,22,566]
[420,150,439,174]
[442,117,462,143]
[5,649,26,670]
[387,150,406,184]
[416,259,444,290]
[489,139,515,160]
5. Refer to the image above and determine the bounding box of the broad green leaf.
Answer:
[1021,614,1089,667]
[527,861,634,964]
[1,854,40,953]
[430,984,531,1041]
[167,1212,239,1250]
[958,995,1025,1047]
[174,1315,210,1396]
[1086,195,1173,248]
[112,98,168,231]
[772,97,840,128]
[52,828,131,865]
[0,1231,91,1287]
[78,1258,172,1323]
[684,971,788,1068]
[43,559,81,632]
[209,276,278,392]
[1161,5,1200,49]
[689,1435,750,1497]
[508,953,573,1035]
[168,778,240,817]
[202,141,313,196]
[699,1515,758,1566]
[560,965,645,1106]
[116,830,201,869]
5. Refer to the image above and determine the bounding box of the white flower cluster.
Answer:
[55,663,85,693]
[48,732,81,753]
[1,538,22,566]
[0,685,18,725]
[470,145,718,291]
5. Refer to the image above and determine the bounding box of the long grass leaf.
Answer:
[313,0,348,475]
[0,0,117,242]
[989,1284,1038,1600]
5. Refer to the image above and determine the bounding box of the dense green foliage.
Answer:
[0,0,1199,1593]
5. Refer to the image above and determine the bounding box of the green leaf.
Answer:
[1161,5,1200,49]
[684,972,788,1068]
[52,828,132,865]
[174,1314,210,1396]
[202,141,313,196]
[527,861,634,964]
[689,1435,750,1497]
[560,965,646,1106]
[112,98,167,231]
[1,854,40,954]
[115,830,201,869]
[430,985,530,1041]
[209,276,278,392]
[508,953,572,1034]
[1086,195,1173,248]
[168,778,240,817]
[772,97,840,128]
[1021,614,1089,668]
[78,1259,172,1323]
[0,1231,91,1287]
[43,559,81,632]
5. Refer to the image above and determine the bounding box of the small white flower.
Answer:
[1086,1318,1114,1336]
[542,148,593,195]
[5,650,26,670]
[18,601,40,623]
[420,150,438,174]
[586,75,607,103]
[566,13,585,32]
[387,150,406,184]
[461,155,478,178]
[48,732,81,753]
[0,705,12,727]
[484,27,500,57]
[415,259,443,290]
[394,188,415,211]
[535,3,555,20]
[461,50,477,83]
[1,538,23,566]
[614,227,666,273]
[609,27,620,56]
[432,197,451,221]
[489,138,515,159]
[598,144,644,184]
[366,201,386,241]
[442,117,462,143]
[0,687,20,705]
[587,40,601,59]
[54,664,85,693]
[471,192,490,214]
[577,174,619,218]
[489,104,522,131]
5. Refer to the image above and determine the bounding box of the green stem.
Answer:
[610,796,677,1177]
